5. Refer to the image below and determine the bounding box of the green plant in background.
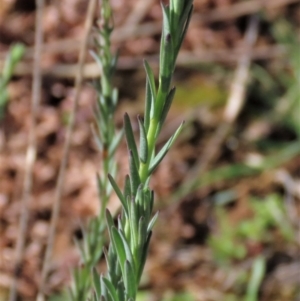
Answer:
[0,43,25,119]
[92,1,193,301]
[244,256,265,301]
[237,194,294,242]
[209,193,294,264]
[209,193,294,301]
[209,207,247,263]
[69,1,121,300]
[221,256,266,301]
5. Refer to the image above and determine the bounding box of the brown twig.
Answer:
[36,0,97,300]
[9,1,45,301]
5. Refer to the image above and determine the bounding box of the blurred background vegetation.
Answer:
[0,0,299,300]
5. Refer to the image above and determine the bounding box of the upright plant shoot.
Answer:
[69,1,120,300]
[93,1,193,300]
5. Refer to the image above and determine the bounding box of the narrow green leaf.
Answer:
[73,237,86,262]
[102,276,119,301]
[245,256,266,301]
[93,100,107,131]
[2,43,25,82]
[98,93,109,113]
[108,129,124,158]
[103,248,110,270]
[117,214,126,234]
[104,246,119,285]
[123,175,131,199]
[144,60,156,127]
[129,198,138,250]
[158,86,176,133]
[138,116,148,163]
[143,60,156,100]
[108,174,128,215]
[95,106,108,139]
[176,5,193,58]
[149,122,184,174]
[111,51,119,76]
[160,3,173,81]
[107,161,117,196]
[137,217,147,263]
[92,294,98,301]
[137,231,152,282]
[124,260,136,299]
[172,0,184,16]
[112,87,118,107]
[148,189,155,216]
[90,49,104,71]
[117,280,125,301]
[161,2,170,30]
[142,188,154,221]
[135,184,144,215]
[129,150,141,195]
[91,124,103,152]
[111,227,136,284]
[124,113,139,169]
[144,79,152,131]
[106,209,115,233]
[147,211,159,233]
[111,227,127,277]
[97,173,105,195]
[68,287,75,301]
[178,1,193,31]
[117,229,136,273]
[93,270,102,298]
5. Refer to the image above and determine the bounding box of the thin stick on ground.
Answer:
[36,0,98,300]
[9,1,45,301]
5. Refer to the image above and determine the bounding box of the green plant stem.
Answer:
[69,1,120,300]
[139,118,157,183]
[245,257,266,301]
[0,43,25,119]
[139,79,171,183]
[94,2,193,301]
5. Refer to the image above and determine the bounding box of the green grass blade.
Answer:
[124,113,139,169]
[138,116,148,163]
[124,260,136,299]
[149,122,184,174]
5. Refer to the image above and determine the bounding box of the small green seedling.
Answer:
[0,43,25,119]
